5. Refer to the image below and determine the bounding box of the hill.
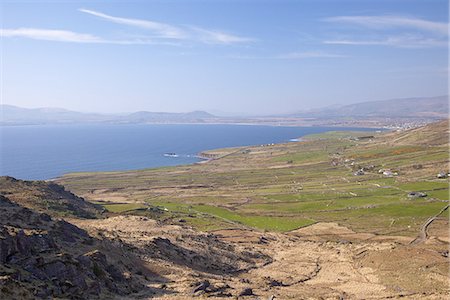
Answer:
[0,104,216,125]
[0,176,101,218]
[0,177,270,299]
[55,120,449,299]
[2,96,447,127]
[0,105,111,125]
[0,194,151,299]
[380,119,449,146]
[125,110,215,123]
[294,95,448,119]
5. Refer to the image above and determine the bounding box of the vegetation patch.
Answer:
[193,205,314,232]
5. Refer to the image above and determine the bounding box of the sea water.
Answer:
[0,124,374,180]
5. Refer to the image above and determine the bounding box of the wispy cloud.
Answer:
[2,9,253,46]
[189,26,254,45]
[323,15,448,48]
[1,28,104,43]
[324,35,447,48]
[324,15,448,35]
[79,8,185,39]
[0,28,188,46]
[0,28,183,45]
[79,8,253,45]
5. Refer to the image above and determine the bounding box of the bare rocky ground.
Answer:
[69,214,449,300]
[0,177,448,299]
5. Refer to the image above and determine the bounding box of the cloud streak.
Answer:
[1,28,104,43]
[188,26,254,44]
[0,28,183,45]
[324,15,448,35]
[323,15,448,48]
[324,37,447,48]
[79,8,253,45]
[2,9,254,46]
[79,8,185,39]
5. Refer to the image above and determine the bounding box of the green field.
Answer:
[59,123,449,235]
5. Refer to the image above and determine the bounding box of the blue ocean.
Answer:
[0,124,375,180]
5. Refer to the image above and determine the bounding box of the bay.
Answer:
[0,124,375,180]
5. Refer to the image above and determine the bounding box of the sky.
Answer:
[1,0,448,115]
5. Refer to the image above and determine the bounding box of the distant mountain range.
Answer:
[126,110,215,123]
[1,95,448,126]
[292,95,448,119]
[0,105,110,125]
[0,105,216,125]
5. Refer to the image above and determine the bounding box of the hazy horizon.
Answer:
[1,94,448,117]
[2,0,448,115]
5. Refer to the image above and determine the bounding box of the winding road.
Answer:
[410,204,449,245]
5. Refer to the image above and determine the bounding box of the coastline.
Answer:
[0,117,441,129]
[4,125,382,181]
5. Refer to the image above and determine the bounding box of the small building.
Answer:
[437,172,448,179]
[354,169,365,176]
[408,192,427,198]
[383,170,398,177]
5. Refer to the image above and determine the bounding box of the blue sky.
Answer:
[1,0,448,115]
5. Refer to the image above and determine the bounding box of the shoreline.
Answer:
[0,118,439,129]
[5,125,383,182]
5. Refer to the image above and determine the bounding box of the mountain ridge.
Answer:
[291,95,448,118]
[2,95,447,126]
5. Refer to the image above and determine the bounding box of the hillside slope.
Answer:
[381,119,449,146]
[0,178,271,299]
[0,194,150,299]
[294,95,448,119]
[0,176,101,218]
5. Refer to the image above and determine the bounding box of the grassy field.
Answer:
[58,121,449,235]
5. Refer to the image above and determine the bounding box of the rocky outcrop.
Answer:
[0,195,144,299]
[0,176,101,218]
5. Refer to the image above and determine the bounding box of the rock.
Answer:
[258,236,269,244]
[55,220,89,243]
[106,264,125,282]
[0,192,144,299]
[268,279,283,287]
[209,284,232,297]
[338,239,351,245]
[238,287,254,296]
[192,280,210,294]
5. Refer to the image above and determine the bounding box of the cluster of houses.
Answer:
[378,169,398,177]
[353,166,399,177]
